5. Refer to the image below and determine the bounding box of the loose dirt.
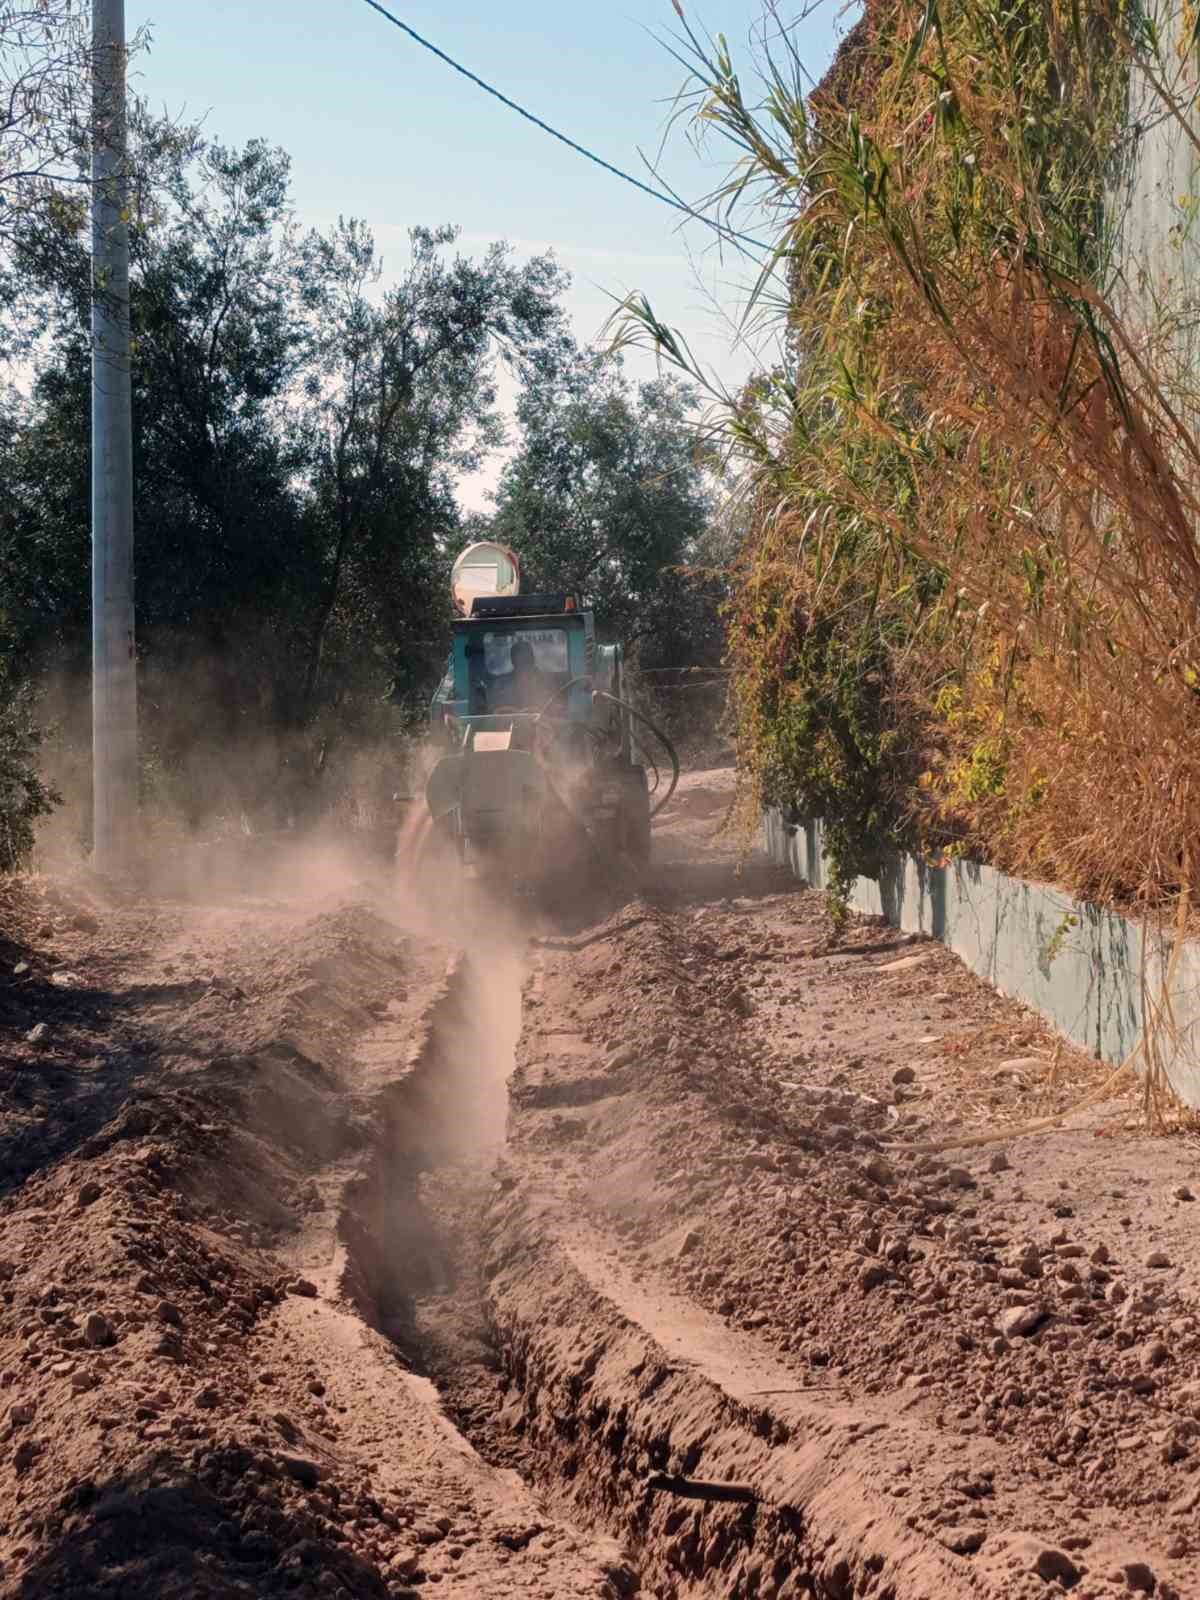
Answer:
[0,865,630,1598]
[2,776,1200,1598]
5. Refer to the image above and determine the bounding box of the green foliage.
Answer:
[300,220,569,726]
[1041,910,1079,969]
[487,346,722,666]
[728,526,925,903]
[0,115,724,858]
[0,2,90,250]
[0,131,571,838]
[0,662,58,871]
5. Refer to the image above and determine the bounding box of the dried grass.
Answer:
[625,0,1200,910]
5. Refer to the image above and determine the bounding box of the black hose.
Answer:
[596,692,680,819]
[528,678,681,820]
[532,675,591,719]
[531,677,606,759]
[642,745,661,797]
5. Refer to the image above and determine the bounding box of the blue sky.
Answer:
[132,2,846,503]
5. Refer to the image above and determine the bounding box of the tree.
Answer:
[0,658,57,869]
[0,135,315,825]
[0,2,96,862]
[297,222,569,728]
[0,2,88,246]
[0,130,573,835]
[0,7,170,258]
[488,347,720,667]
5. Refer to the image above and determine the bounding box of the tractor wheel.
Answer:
[621,765,652,863]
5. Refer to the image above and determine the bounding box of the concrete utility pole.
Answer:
[91,0,137,872]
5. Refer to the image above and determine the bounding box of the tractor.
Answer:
[421,541,677,893]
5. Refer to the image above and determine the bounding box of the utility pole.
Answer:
[91,0,137,872]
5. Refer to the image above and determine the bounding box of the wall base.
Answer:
[764,812,1200,1107]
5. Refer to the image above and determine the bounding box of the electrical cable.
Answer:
[355,0,771,256]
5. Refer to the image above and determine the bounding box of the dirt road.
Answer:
[2,776,1199,1597]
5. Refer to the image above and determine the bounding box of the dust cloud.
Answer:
[28,652,423,893]
[392,785,529,1154]
[30,668,532,1144]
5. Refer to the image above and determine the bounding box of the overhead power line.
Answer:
[355,0,770,256]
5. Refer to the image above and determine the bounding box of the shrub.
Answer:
[622,0,1200,913]
[0,665,58,869]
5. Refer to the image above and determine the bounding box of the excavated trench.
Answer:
[332,941,648,1582]
[332,931,980,1600]
[15,798,1191,1596]
[337,944,539,1470]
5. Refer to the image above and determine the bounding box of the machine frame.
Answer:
[425,589,653,884]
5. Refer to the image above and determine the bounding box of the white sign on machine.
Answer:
[484,630,569,675]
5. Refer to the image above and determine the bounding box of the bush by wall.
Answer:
[628,0,1200,914]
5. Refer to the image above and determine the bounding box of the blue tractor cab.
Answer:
[423,544,676,886]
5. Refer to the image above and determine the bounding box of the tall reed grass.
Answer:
[620,0,1200,916]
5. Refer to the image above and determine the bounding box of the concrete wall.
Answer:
[1111,2,1200,367]
[764,812,1200,1107]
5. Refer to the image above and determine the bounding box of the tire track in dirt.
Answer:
[468,867,1200,1599]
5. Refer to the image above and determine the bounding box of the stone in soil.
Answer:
[280,1454,323,1488]
[83,1310,116,1347]
[939,1526,987,1554]
[1034,1546,1081,1586]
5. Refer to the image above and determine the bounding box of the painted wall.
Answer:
[764,812,1200,1108]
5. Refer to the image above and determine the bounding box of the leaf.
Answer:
[901,0,940,79]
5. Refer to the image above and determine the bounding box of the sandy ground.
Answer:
[1,772,1198,1597]
[0,869,631,1597]
[479,770,1200,1598]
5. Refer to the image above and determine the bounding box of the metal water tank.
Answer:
[450,541,521,616]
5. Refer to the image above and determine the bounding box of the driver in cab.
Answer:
[507,637,550,709]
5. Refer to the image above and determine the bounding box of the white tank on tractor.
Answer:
[451,541,521,617]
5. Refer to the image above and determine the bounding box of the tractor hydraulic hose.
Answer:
[532,677,606,760]
[596,692,680,819]
[530,678,679,819]
[642,745,661,797]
